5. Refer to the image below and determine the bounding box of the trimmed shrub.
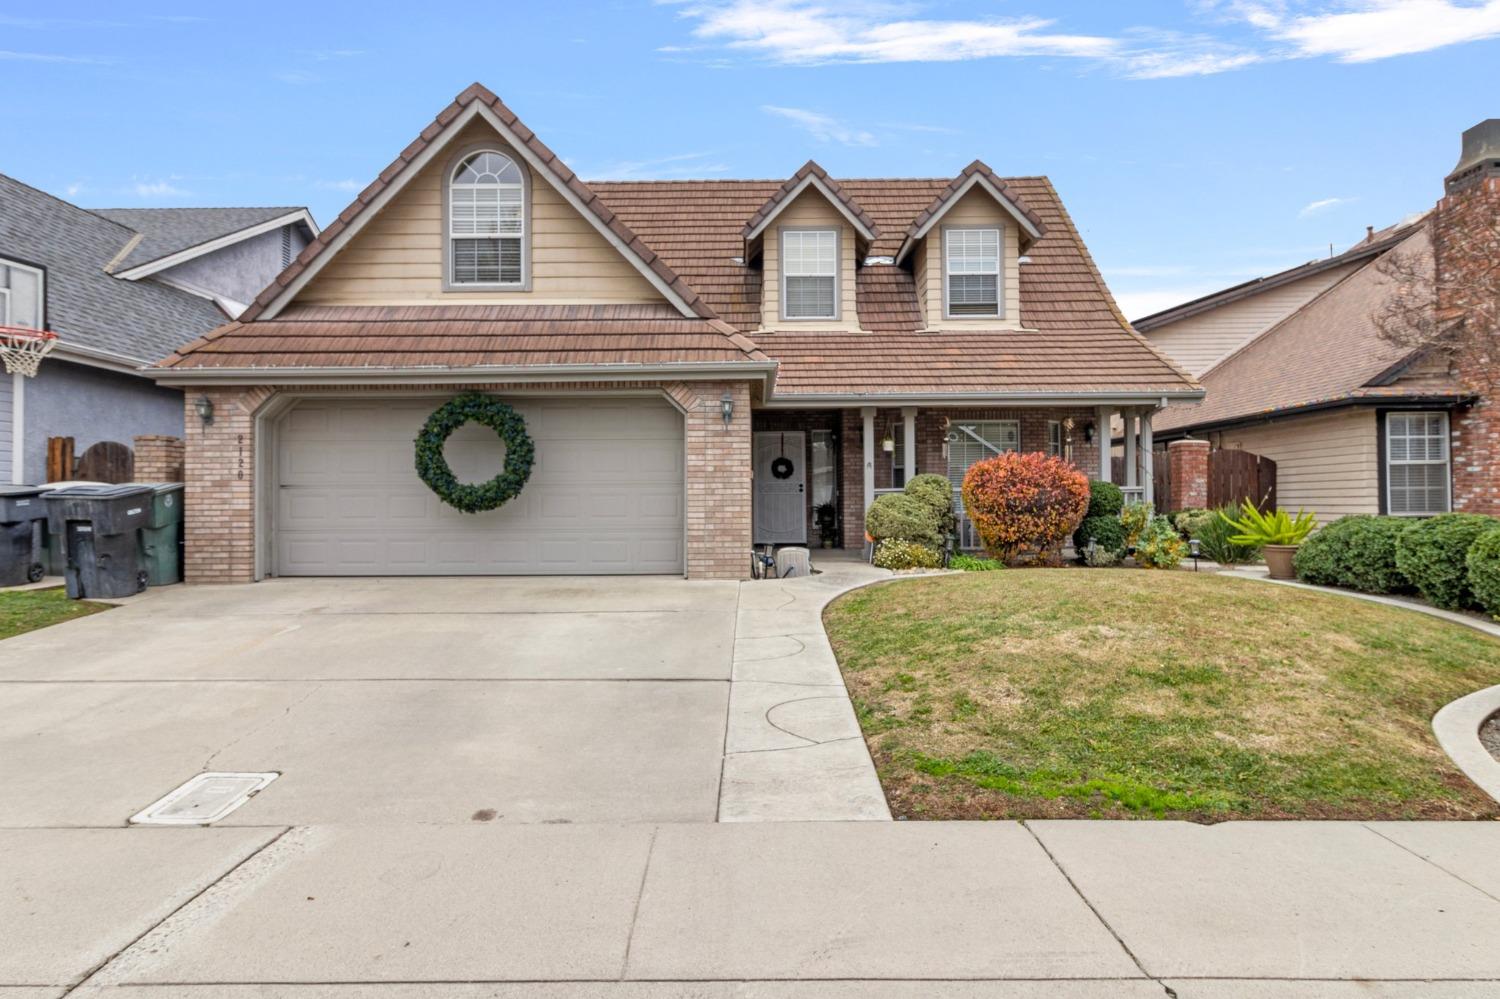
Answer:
[1196,504,1261,565]
[960,451,1090,562]
[950,552,1004,571]
[1466,526,1500,619]
[1082,543,1121,568]
[1086,480,1125,519]
[1119,501,1153,549]
[1136,515,1188,569]
[1074,515,1127,558]
[905,473,957,540]
[865,492,942,548]
[873,538,943,570]
[1173,508,1214,540]
[1292,515,1410,593]
[1395,513,1498,610]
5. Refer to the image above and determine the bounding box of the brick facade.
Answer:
[181,380,754,585]
[1166,439,1209,512]
[132,434,185,484]
[1440,176,1500,514]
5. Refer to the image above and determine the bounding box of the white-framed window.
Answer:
[0,257,44,330]
[890,423,906,487]
[1047,420,1062,457]
[1386,411,1451,516]
[781,228,838,320]
[944,227,1000,318]
[946,420,1020,489]
[448,149,525,286]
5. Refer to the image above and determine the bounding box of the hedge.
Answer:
[1394,513,1498,610]
[1465,526,1500,619]
[1085,479,1125,519]
[1074,515,1126,558]
[1292,515,1410,594]
[865,492,942,548]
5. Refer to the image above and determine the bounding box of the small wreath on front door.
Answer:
[414,393,535,513]
[770,456,795,480]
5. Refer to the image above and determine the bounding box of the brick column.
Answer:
[668,380,752,580]
[1167,439,1210,512]
[1440,176,1500,513]
[132,434,184,483]
[182,387,273,584]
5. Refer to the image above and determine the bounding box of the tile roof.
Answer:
[741,161,880,239]
[238,82,716,323]
[897,160,1046,255]
[94,207,308,273]
[0,173,229,362]
[1154,223,1468,434]
[158,304,768,370]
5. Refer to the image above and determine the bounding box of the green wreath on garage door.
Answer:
[414,393,535,513]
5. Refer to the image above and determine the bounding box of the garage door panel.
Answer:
[275,397,685,575]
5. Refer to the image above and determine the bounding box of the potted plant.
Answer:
[814,502,839,549]
[1220,501,1317,579]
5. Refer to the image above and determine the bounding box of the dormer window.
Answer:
[944,227,1000,318]
[781,228,838,320]
[448,149,526,287]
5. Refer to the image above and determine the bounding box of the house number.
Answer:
[237,434,246,481]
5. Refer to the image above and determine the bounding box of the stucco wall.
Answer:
[25,360,182,483]
[158,223,310,309]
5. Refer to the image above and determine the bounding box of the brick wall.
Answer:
[132,435,184,484]
[1166,439,1209,512]
[181,381,754,584]
[1441,176,1500,514]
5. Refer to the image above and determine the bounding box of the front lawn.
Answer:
[0,587,110,640]
[825,570,1500,821]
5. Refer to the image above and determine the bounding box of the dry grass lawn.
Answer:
[824,569,1500,821]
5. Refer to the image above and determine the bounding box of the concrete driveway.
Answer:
[0,576,743,827]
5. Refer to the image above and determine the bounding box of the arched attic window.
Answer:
[448,149,526,287]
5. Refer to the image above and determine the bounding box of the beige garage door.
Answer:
[274,396,684,575]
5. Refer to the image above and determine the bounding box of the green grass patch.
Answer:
[0,587,110,640]
[824,570,1500,821]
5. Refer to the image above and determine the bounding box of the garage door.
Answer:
[274,397,684,575]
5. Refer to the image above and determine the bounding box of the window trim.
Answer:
[442,143,531,292]
[946,419,1020,488]
[1382,409,1452,517]
[941,224,1003,321]
[779,226,840,322]
[1046,420,1062,457]
[0,255,46,330]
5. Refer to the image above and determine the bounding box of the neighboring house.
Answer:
[0,174,316,483]
[150,84,1200,583]
[1140,120,1500,523]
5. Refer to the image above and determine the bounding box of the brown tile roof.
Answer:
[158,304,767,370]
[236,83,716,323]
[897,160,1046,255]
[1154,224,1469,433]
[741,161,880,239]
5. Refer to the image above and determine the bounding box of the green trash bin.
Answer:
[136,483,184,586]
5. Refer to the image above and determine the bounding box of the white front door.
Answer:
[753,431,807,544]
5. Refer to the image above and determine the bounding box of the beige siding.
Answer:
[1213,408,1379,522]
[1144,262,1363,377]
[919,188,1023,330]
[913,237,929,320]
[295,120,664,307]
[759,189,859,330]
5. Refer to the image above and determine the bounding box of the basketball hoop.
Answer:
[0,326,58,378]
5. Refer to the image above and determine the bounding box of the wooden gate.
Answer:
[1208,448,1276,511]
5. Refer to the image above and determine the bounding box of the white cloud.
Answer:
[65,182,87,198]
[132,180,190,198]
[1298,195,1356,217]
[1240,0,1500,62]
[585,151,732,180]
[274,69,319,85]
[1116,285,1233,322]
[316,179,364,192]
[0,49,107,63]
[762,105,878,146]
[296,48,367,60]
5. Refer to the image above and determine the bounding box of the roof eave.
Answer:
[1153,391,1476,438]
[893,172,1045,265]
[148,359,778,387]
[760,388,1205,408]
[742,172,879,242]
[113,209,320,281]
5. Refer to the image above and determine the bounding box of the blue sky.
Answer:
[2,1,1496,319]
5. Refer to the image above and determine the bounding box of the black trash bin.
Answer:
[0,486,50,586]
[44,484,154,599]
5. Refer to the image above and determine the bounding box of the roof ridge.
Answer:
[96,205,305,213]
[0,172,139,237]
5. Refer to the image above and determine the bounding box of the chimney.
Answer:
[1365,225,1375,242]
[1445,119,1500,194]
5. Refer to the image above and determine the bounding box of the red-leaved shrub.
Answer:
[961,451,1090,563]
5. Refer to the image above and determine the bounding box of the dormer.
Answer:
[742,162,879,331]
[895,161,1045,330]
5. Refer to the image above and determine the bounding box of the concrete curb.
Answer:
[1223,568,1500,803]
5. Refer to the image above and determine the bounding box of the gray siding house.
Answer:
[0,175,316,483]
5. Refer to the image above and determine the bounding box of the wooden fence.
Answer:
[1207,448,1276,511]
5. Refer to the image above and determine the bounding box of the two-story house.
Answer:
[151,84,1201,582]
[0,174,316,483]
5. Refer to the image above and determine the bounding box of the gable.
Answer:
[758,188,858,329]
[296,120,665,308]
[915,188,1022,329]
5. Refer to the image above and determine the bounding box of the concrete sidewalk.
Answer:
[8,819,1498,996]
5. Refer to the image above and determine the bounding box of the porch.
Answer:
[750,404,1159,552]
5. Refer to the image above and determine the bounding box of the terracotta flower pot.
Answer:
[1263,544,1299,580]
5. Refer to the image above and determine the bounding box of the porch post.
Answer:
[1095,405,1111,482]
[901,407,917,483]
[1141,410,1155,509]
[861,406,876,514]
[1124,408,1138,490]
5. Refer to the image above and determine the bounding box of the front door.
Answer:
[753,431,807,544]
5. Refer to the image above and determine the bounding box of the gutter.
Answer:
[52,342,154,375]
[150,360,779,389]
[1148,393,1475,441]
[759,389,1204,409]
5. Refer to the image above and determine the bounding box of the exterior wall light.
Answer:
[195,395,215,427]
[720,392,734,428]
[1083,420,1096,444]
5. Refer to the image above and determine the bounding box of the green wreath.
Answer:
[414,393,535,513]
